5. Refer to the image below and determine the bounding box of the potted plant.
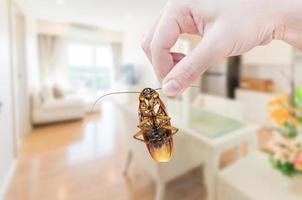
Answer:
[266,86,302,193]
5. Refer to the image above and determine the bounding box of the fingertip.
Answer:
[162,79,182,97]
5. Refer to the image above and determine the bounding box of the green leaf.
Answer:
[283,120,290,128]
[295,86,302,108]
[269,157,297,176]
[295,86,302,101]
[281,162,295,176]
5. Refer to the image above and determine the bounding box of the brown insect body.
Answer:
[133,88,178,162]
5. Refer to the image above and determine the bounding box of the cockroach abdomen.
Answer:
[144,128,173,162]
[146,138,173,162]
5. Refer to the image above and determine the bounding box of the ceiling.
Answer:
[22,0,166,31]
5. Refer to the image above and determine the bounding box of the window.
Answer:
[67,41,113,95]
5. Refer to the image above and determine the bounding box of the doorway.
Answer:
[11,3,29,149]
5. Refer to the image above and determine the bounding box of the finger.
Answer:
[150,13,181,81]
[162,26,227,97]
[141,10,164,62]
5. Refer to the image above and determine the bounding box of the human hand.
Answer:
[142,0,302,97]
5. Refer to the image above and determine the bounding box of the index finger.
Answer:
[150,12,180,81]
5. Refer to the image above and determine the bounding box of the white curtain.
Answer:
[111,42,122,81]
[38,34,67,85]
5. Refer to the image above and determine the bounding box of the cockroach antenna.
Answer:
[82,88,161,133]
[90,91,141,113]
[90,87,163,112]
[89,86,200,113]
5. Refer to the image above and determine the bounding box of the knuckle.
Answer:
[185,64,201,82]
[177,6,191,17]
[214,43,226,56]
[172,67,198,88]
[215,40,233,57]
[186,69,198,83]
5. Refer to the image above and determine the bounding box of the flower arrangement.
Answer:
[266,86,302,176]
[268,135,302,176]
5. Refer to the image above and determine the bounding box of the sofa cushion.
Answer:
[53,85,65,99]
[42,98,84,110]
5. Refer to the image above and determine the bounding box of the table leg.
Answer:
[204,150,220,200]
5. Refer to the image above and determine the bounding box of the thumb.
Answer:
[162,26,227,97]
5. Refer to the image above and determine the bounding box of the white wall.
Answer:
[37,20,123,43]
[0,0,17,195]
[25,16,39,90]
[121,9,162,87]
[14,0,40,86]
[243,40,292,65]
[242,40,294,93]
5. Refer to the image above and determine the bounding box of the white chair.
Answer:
[116,103,205,200]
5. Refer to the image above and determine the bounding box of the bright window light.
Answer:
[68,43,93,67]
[96,45,114,67]
[67,41,113,94]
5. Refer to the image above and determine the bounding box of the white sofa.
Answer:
[32,88,86,125]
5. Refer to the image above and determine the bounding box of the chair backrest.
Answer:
[193,94,244,120]
[115,102,206,182]
[115,103,159,178]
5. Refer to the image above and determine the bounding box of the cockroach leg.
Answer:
[133,130,145,143]
[162,125,179,134]
[157,115,171,120]
[157,115,171,127]
[137,118,150,129]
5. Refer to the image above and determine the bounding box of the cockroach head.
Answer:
[140,87,159,101]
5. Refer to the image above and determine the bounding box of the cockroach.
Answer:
[133,87,178,162]
[91,86,199,162]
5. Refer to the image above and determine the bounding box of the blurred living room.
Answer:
[1,0,302,200]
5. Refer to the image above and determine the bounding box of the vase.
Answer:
[289,175,302,194]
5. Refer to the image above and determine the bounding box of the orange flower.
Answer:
[268,95,289,108]
[295,164,302,172]
[268,94,301,126]
[270,108,290,124]
[287,116,300,126]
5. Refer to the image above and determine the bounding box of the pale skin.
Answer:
[142,0,302,97]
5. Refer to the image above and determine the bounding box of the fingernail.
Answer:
[163,80,181,97]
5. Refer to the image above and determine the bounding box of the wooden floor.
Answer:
[5,104,271,200]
